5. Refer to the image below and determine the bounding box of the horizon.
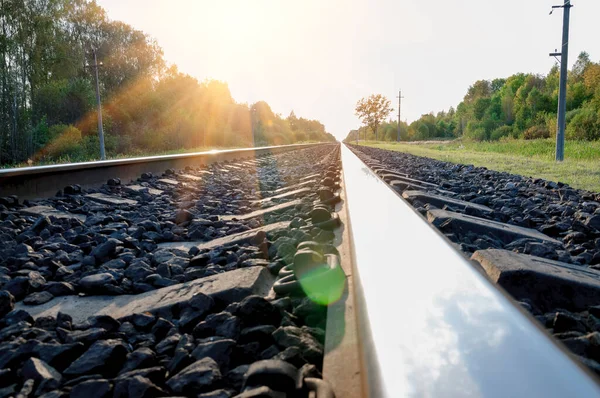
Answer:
[96,0,600,140]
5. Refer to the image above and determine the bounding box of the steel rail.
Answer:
[0,143,324,200]
[340,143,600,397]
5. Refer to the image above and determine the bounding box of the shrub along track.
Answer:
[349,143,600,377]
[0,144,344,397]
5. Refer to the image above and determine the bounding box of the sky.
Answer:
[96,0,600,140]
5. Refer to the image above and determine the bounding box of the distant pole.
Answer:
[92,49,106,160]
[250,110,255,147]
[550,0,572,162]
[396,90,404,141]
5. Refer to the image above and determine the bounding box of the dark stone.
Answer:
[0,309,33,327]
[113,375,165,398]
[130,313,156,331]
[155,335,180,357]
[0,291,14,318]
[119,348,156,375]
[178,293,215,332]
[191,338,236,368]
[190,254,211,268]
[103,259,126,270]
[553,312,587,334]
[193,312,241,340]
[151,318,174,340]
[115,367,166,386]
[0,196,17,207]
[70,379,112,398]
[236,296,281,328]
[293,297,327,325]
[14,243,33,256]
[88,315,120,332]
[0,384,16,397]
[34,316,57,330]
[63,185,82,195]
[79,273,115,292]
[166,357,222,395]
[4,277,31,301]
[62,328,107,344]
[56,312,72,330]
[585,215,600,231]
[167,349,193,376]
[175,210,194,225]
[30,216,51,233]
[23,291,54,306]
[125,263,154,282]
[233,342,261,365]
[260,345,281,360]
[44,282,75,297]
[225,364,250,391]
[239,325,277,347]
[90,239,119,261]
[33,342,85,371]
[272,326,323,363]
[21,358,62,394]
[63,339,129,377]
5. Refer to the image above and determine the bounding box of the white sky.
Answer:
[97,0,600,140]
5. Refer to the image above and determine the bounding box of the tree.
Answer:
[355,94,393,141]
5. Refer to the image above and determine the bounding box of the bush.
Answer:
[463,121,489,141]
[544,113,557,137]
[83,133,119,159]
[566,106,600,140]
[523,125,550,140]
[490,125,513,141]
[43,125,84,159]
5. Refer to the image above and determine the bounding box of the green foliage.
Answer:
[43,125,84,160]
[464,123,488,141]
[523,125,550,140]
[490,126,513,141]
[347,51,600,144]
[355,94,393,141]
[566,106,600,140]
[1,0,334,166]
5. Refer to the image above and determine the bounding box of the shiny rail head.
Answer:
[0,143,332,200]
[340,144,600,398]
[0,143,325,177]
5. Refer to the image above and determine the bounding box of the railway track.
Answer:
[0,142,599,397]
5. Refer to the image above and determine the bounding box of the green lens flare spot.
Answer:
[297,265,345,306]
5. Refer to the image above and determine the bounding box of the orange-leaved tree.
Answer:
[355,94,393,142]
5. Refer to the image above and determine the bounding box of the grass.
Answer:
[357,139,600,193]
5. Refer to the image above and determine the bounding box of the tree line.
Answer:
[0,0,335,166]
[346,52,600,142]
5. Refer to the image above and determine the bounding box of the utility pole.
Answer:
[396,90,404,142]
[91,49,106,160]
[550,0,573,162]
